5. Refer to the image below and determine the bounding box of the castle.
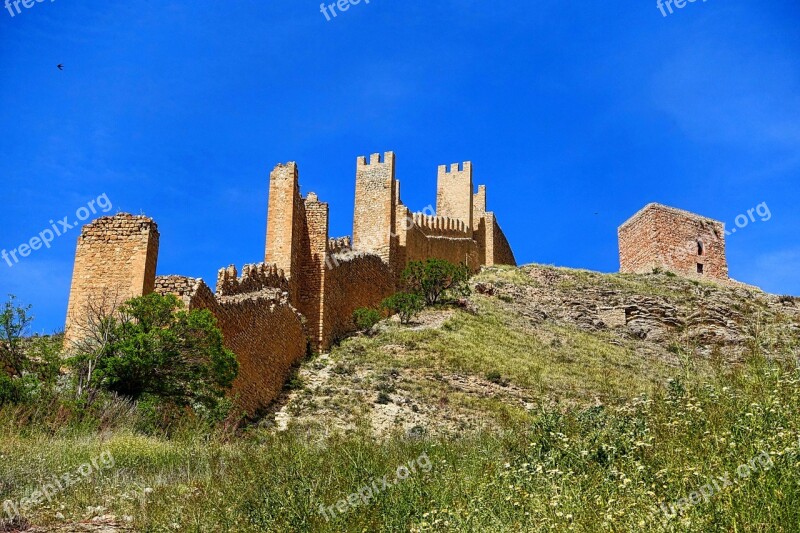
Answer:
[64,150,742,413]
[64,152,516,413]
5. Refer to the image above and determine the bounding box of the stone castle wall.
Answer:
[322,252,394,347]
[155,275,307,415]
[618,203,728,282]
[65,150,517,413]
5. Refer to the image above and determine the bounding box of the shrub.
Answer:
[402,259,471,305]
[381,292,424,325]
[83,293,238,411]
[376,391,392,404]
[0,295,33,377]
[485,370,509,387]
[353,307,381,331]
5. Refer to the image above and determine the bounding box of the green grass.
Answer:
[328,297,683,406]
[1,357,799,532]
[2,265,798,531]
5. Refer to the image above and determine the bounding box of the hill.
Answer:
[1,264,799,532]
[272,264,800,437]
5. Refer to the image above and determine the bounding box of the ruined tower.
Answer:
[618,203,728,282]
[64,214,159,346]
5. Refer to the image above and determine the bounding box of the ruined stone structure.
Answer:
[64,214,159,346]
[618,203,729,282]
[64,151,516,413]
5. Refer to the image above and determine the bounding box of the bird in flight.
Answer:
[57,64,64,70]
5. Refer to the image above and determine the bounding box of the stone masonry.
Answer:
[64,214,159,345]
[618,203,729,282]
[64,151,517,413]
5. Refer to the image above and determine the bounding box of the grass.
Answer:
[2,265,799,531]
[1,357,799,531]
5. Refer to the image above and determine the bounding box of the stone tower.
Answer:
[437,162,474,231]
[353,152,397,264]
[64,214,159,346]
[618,203,728,282]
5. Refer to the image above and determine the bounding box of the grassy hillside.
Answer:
[1,265,799,532]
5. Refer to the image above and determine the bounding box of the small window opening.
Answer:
[697,263,704,274]
[697,240,705,256]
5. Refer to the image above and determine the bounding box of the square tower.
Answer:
[353,152,397,264]
[64,214,159,346]
[437,162,473,231]
[618,203,728,282]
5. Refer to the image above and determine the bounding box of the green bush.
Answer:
[402,259,471,305]
[353,307,381,331]
[81,293,238,412]
[381,292,424,325]
[0,295,33,377]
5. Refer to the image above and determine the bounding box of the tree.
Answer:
[85,293,238,410]
[402,259,472,305]
[0,295,33,377]
[381,292,424,325]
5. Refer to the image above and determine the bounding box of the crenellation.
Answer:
[216,262,289,297]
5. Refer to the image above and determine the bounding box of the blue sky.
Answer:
[1,0,798,333]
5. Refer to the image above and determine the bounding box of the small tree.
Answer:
[0,295,33,377]
[86,293,238,410]
[382,292,424,325]
[353,307,381,332]
[402,259,471,305]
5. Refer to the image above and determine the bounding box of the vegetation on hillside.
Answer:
[2,264,799,532]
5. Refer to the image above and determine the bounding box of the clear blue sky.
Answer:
[1,1,799,334]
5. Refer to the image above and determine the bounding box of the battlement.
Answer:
[438,161,473,176]
[327,236,352,254]
[411,213,471,238]
[357,151,395,167]
[216,262,289,296]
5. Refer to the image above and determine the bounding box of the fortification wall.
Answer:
[619,203,728,282]
[216,291,307,415]
[489,214,516,266]
[322,252,393,348]
[65,214,159,346]
[394,205,480,272]
[155,275,307,415]
[472,213,516,267]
